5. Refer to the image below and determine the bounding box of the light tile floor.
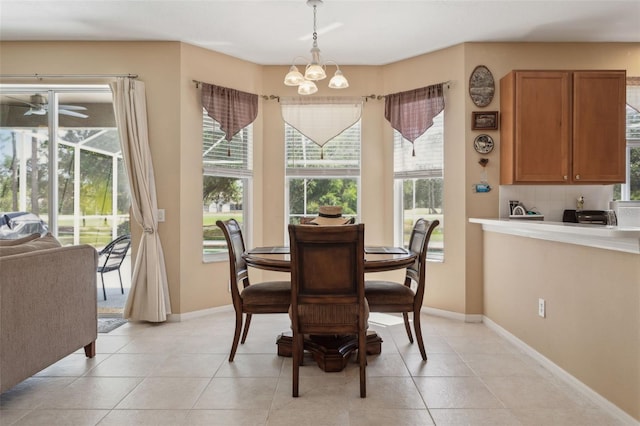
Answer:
[0,311,627,426]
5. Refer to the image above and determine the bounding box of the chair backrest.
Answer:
[300,216,355,225]
[216,219,248,304]
[288,223,365,335]
[406,218,440,304]
[99,234,131,269]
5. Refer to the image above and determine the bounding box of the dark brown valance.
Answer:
[385,84,445,155]
[201,83,258,142]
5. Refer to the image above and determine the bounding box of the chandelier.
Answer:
[283,0,349,95]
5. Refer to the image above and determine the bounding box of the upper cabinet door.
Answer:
[500,69,626,185]
[572,71,626,183]
[501,71,571,184]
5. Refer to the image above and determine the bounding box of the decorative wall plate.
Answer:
[469,65,495,107]
[474,134,494,154]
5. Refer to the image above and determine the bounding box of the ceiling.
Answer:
[0,0,639,66]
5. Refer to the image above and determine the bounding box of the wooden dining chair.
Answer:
[288,223,367,397]
[365,218,439,360]
[216,219,291,362]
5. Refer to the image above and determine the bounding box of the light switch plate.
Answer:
[157,209,165,222]
[538,298,546,318]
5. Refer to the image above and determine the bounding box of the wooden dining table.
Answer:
[243,245,417,273]
[243,245,417,372]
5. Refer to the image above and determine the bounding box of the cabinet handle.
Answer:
[575,174,581,180]
[563,175,568,180]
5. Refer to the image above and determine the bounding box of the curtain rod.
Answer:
[365,80,453,101]
[192,79,279,101]
[0,73,138,80]
[193,78,381,102]
[192,79,451,102]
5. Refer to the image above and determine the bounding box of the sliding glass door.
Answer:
[0,85,130,247]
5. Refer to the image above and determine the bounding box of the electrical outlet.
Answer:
[157,209,165,222]
[538,298,546,318]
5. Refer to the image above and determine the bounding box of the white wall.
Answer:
[499,185,614,221]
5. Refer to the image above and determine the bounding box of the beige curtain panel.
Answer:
[110,77,172,322]
[281,97,363,150]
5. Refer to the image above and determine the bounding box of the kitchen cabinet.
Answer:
[500,70,626,184]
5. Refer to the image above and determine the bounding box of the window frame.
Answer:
[619,140,640,201]
[201,110,253,263]
[615,100,640,201]
[284,120,361,236]
[392,111,445,262]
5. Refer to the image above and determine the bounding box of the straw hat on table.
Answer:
[310,206,352,225]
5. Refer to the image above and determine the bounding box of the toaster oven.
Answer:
[563,210,613,225]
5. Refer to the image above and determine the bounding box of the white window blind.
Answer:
[394,111,444,178]
[202,109,253,178]
[627,104,640,141]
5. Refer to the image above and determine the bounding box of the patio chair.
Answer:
[97,234,131,301]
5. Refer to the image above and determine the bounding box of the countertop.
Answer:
[469,218,640,254]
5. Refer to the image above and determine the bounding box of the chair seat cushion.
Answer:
[241,280,291,307]
[365,280,415,306]
[290,298,369,330]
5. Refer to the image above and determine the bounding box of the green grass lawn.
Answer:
[57,216,129,247]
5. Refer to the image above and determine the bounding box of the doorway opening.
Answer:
[0,85,131,314]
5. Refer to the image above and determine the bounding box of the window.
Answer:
[394,111,444,260]
[0,85,129,248]
[613,103,640,200]
[202,109,252,259]
[285,121,360,226]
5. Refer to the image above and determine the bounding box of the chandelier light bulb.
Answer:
[328,69,349,89]
[305,64,326,81]
[298,79,318,95]
[284,65,305,86]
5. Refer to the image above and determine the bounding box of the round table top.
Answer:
[243,246,417,273]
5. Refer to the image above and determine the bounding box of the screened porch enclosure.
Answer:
[0,86,130,248]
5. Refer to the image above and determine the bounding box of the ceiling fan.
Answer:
[5,94,89,118]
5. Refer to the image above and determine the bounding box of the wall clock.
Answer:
[469,65,495,107]
[474,134,494,154]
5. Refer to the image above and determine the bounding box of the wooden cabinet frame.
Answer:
[500,70,626,185]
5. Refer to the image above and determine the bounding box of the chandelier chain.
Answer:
[312,4,318,42]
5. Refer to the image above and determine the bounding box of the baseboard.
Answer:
[167,304,233,322]
[423,306,483,323]
[483,316,639,426]
[169,305,482,324]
